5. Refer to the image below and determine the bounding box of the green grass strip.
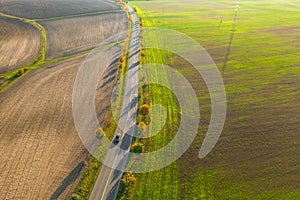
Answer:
[117,3,181,200]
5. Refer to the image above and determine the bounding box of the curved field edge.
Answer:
[0,10,127,93]
[41,12,128,60]
[120,0,300,199]
[0,0,126,93]
[0,12,46,92]
[0,17,41,73]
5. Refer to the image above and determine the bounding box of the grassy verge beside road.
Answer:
[120,0,300,199]
[71,3,132,199]
[117,5,181,200]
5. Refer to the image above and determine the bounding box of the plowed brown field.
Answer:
[0,56,88,199]
[0,0,121,19]
[0,43,122,199]
[41,12,128,60]
[0,16,41,73]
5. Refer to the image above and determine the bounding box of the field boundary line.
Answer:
[0,10,125,92]
[34,10,124,22]
[0,12,47,66]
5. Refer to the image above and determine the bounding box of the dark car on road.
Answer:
[114,133,121,144]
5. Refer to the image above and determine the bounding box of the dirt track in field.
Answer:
[0,45,121,199]
[0,16,41,73]
[41,12,128,60]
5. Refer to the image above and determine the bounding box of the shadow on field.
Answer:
[99,58,120,89]
[100,76,116,89]
[103,57,120,80]
[103,68,118,80]
[222,6,239,74]
[50,162,85,200]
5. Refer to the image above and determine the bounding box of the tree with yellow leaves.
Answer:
[138,122,146,133]
[139,104,150,116]
[122,171,136,186]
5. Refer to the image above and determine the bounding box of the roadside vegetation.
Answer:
[71,156,102,200]
[71,3,133,199]
[118,5,181,199]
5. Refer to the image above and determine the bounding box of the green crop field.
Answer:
[118,0,300,199]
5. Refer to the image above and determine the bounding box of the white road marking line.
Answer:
[100,147,120,200]
[91,5,140,200]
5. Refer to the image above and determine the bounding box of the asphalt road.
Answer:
[89,4,140,200]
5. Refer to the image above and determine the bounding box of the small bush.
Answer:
[139,104,150,116]
[118,62,123,69]
[130,141,144,153]
[139,17,143,26]
[138,122,146,133]
[15,68,28,77]
[71,194,81,200]
[122,171,136,186]
[120,55,126,63]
